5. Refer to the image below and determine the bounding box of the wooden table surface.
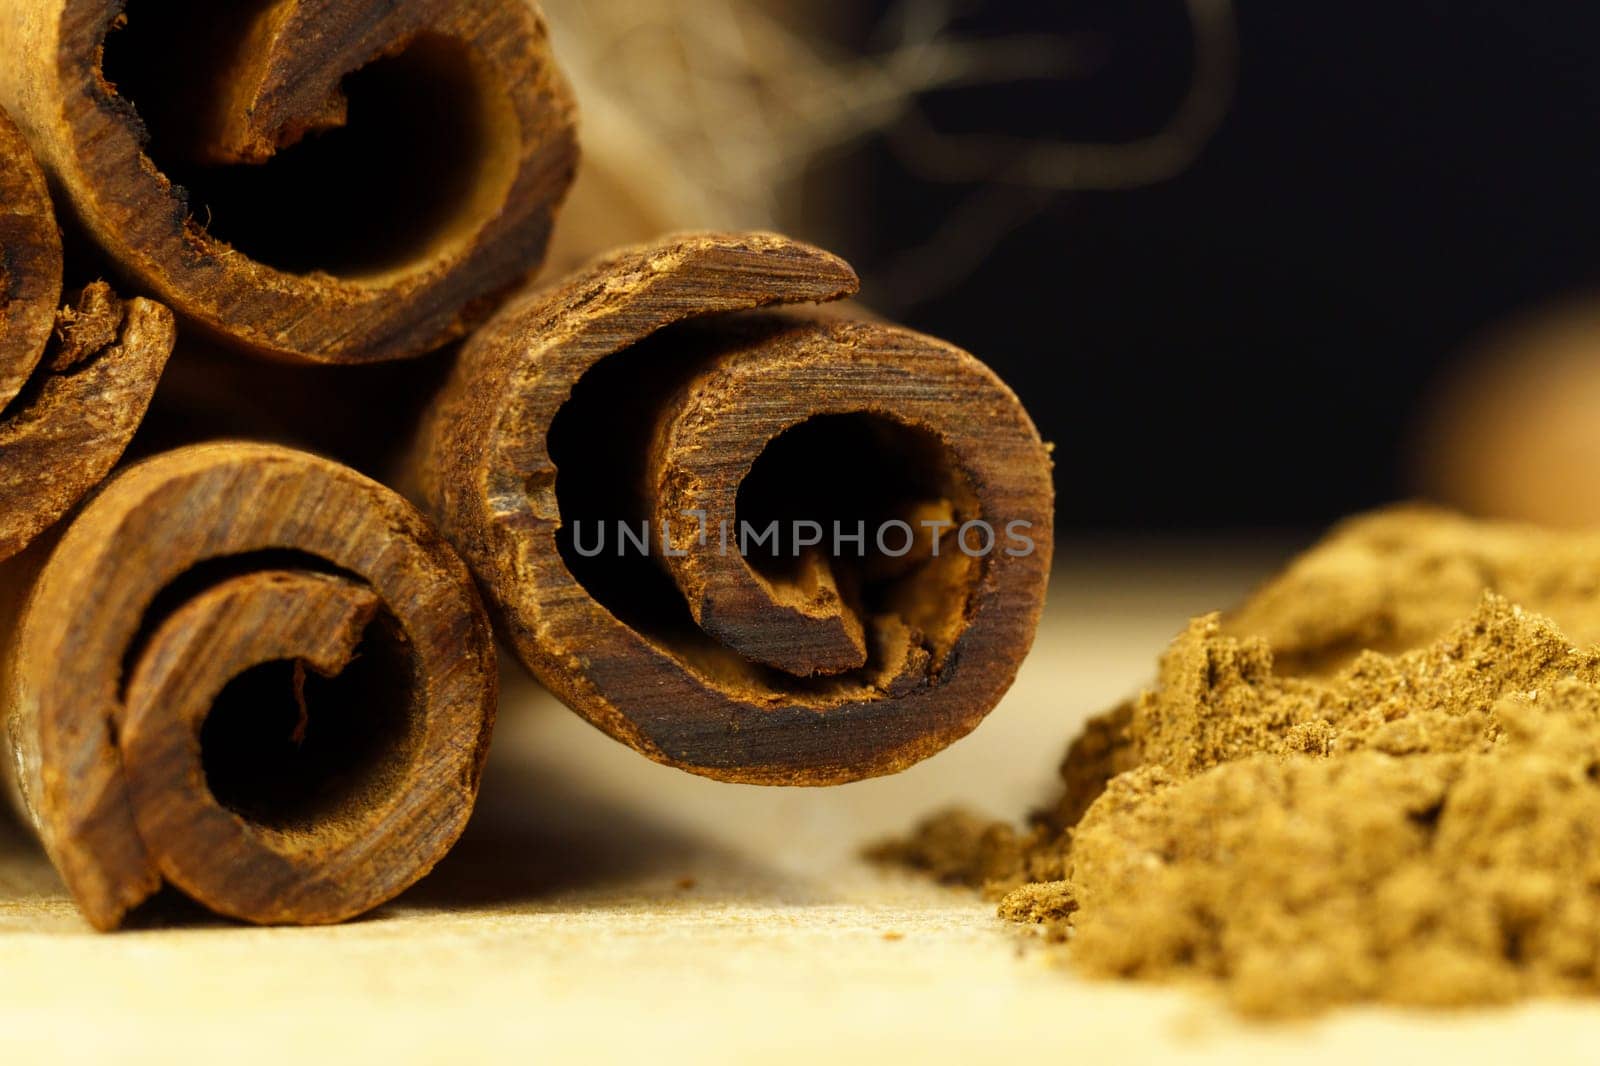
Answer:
[4,542,1600,1064]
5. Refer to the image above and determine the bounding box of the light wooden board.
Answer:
[4,542,1600,1064]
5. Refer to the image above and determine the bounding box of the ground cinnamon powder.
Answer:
[877,507,1600,1015]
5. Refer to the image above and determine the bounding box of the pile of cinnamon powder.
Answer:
[877,507,1600,1015]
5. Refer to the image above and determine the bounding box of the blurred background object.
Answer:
[1414,300,1600,530]
[541,0,1600,532]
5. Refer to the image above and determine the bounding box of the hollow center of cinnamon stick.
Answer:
[548,318,981,689]
[198,613,418,833]
[101,2,518,278]
[737,413,962,596]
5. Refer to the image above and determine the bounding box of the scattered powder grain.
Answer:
[875,506,1600,1015]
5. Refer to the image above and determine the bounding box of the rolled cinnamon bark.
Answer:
[412,232,1053,785]
[0,0,577,364]
[0,104,173,562]
[0,442,497,929]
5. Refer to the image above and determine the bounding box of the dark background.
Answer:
[800,2,1600,531]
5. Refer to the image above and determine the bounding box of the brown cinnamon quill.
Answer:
[0,103,173,563]
[412,232,1054,785]
[0,0,578,363]
[0,443,497,929]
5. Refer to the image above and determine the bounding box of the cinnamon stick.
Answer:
[412,232,1054,785]
[0,0,578,364]
[0,442,497,929]
[0,104,173,563]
